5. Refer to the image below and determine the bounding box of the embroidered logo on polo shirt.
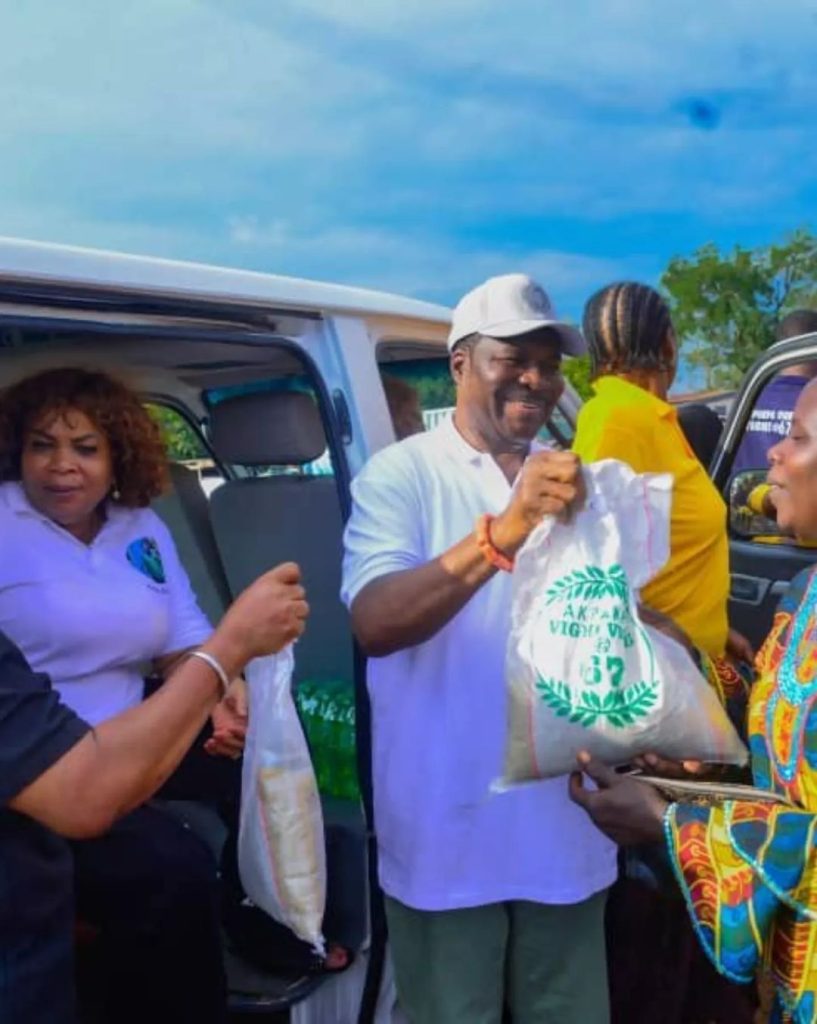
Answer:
[126,537,166,585]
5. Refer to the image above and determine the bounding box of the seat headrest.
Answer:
[209,391,326,466]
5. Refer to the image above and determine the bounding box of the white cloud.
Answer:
[0,0,813,311]
[223,215,644,312]
[284,0,817,107]
[0,0,388,159]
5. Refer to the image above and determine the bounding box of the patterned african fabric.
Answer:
[666,565,817,1023]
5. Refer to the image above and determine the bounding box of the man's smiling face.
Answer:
[452,328,565,452]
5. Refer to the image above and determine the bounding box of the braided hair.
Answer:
[582,282,673,377]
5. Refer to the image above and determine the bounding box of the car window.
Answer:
[730,371,806,476]
[726,369,812,547]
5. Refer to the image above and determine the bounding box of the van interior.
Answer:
[0,318,377,1019]
[0,313,579,1020]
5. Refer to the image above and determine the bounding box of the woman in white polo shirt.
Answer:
[0,366,244,1024]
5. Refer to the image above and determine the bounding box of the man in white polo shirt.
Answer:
[342,274,616,1023]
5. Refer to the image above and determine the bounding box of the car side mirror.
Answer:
[728,469,782,540]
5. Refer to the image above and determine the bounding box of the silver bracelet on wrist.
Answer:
[188,649,230,698]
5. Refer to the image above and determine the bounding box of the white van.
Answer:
[0,238,580,1022]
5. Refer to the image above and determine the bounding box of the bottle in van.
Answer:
[295,679,360,802]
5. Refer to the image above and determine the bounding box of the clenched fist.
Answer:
[218,562,309,662]
[492,451,586,557]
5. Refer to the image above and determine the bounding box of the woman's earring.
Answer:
[111,482,121,501]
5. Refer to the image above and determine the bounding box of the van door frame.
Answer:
[0,300,387,1021]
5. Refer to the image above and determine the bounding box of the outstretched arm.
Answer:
[9,563,308,837]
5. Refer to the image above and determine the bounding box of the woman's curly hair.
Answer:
[0,367,169,507]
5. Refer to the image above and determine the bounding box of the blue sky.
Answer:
[2,1,816,387]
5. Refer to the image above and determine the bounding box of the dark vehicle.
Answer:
[713,331,817,651]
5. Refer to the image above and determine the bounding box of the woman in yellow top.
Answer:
[573,281,730,658]
[573,282,755,1024]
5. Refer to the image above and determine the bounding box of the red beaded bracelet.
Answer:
[475,513,515,573]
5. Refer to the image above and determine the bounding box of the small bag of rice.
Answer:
[501,459,747,784]
[238,646,326,953]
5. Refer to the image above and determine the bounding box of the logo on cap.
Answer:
[522,281,553,317]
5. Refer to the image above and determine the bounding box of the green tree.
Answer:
[563,355,592,400]
[146,403,206,462]
[388,355,594,406]
[386,360,456,411]
[661,228,817,389]
[406,370,456,410]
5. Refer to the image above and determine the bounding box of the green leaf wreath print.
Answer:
[533,562,659,729]
[535,676,659,728]
[545,563,629,605]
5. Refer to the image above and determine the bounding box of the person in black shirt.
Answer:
[0,635,89,1024]
[0,562,308,1024]
[677,402,723,470]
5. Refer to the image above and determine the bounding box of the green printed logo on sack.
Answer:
[533,564,659,728]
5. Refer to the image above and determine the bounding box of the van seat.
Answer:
[207,391,352,684]
[206,392,368,987]
[153,462,233,626]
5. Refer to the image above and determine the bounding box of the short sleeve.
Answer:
[148,514,213,655]
[0,633,89,804]
[341,444,425,608]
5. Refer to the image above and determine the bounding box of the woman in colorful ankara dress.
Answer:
[570,376,817,1024]
[666,566,817,1022]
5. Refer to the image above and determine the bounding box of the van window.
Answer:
[379,357,454,437]
[206,377,334,478]
[377,349,575,446]
[148,403,208,462]
[146,402,226,498]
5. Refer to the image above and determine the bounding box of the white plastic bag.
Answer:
[502,459,747,783]
[238,646,326,952]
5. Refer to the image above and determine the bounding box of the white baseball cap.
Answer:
[448,273,586,355]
